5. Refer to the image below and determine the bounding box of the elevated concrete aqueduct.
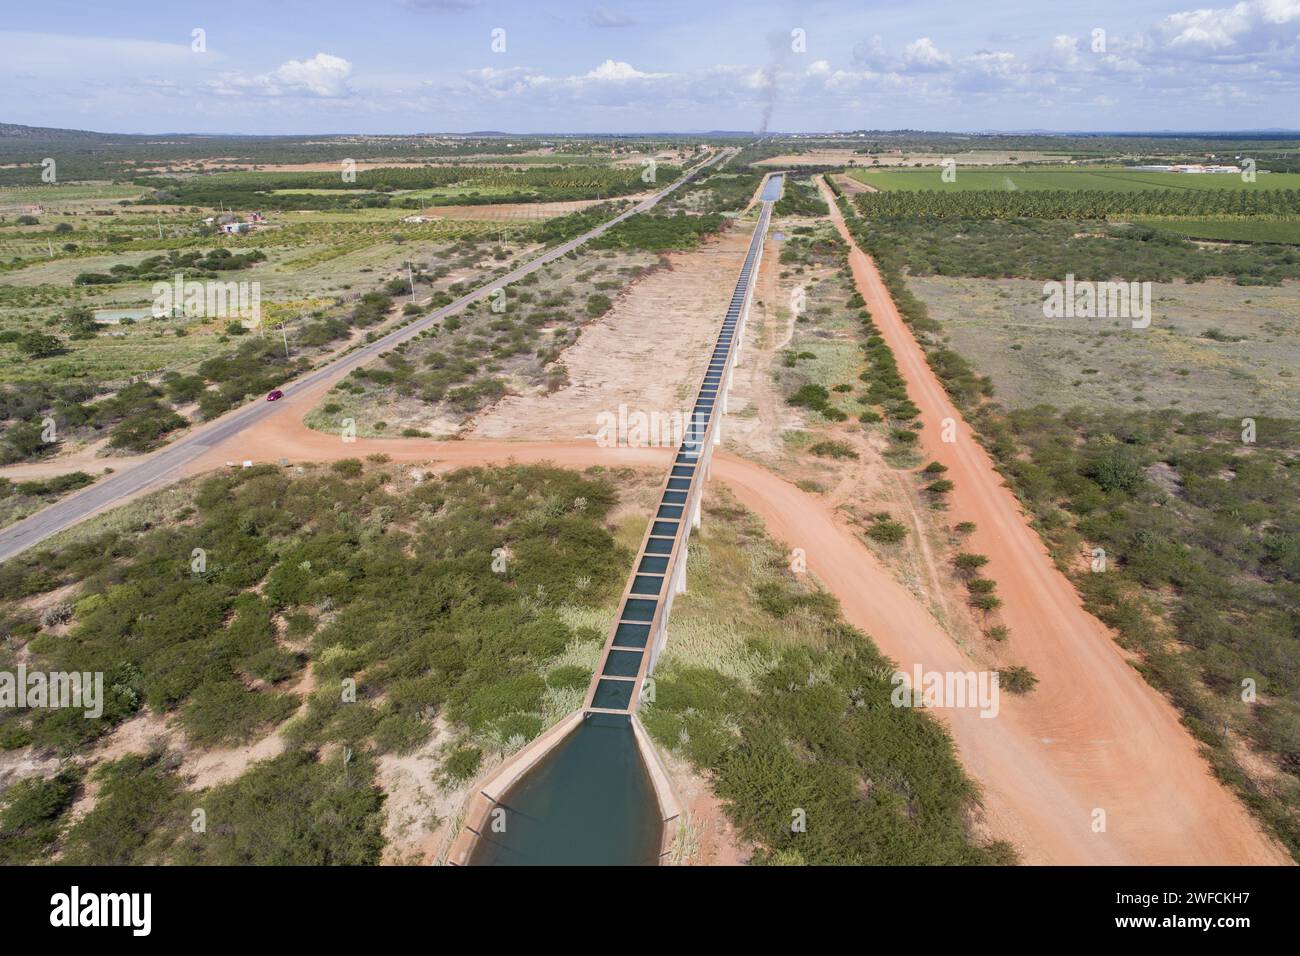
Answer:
[447,174,783,865]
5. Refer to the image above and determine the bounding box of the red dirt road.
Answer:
[818,180,1288,864]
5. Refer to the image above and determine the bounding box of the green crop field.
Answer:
[0,183,145,205]
[849,167,1300,193]
[1130,218,1300,244]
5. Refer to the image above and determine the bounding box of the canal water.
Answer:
[468,713,663,866]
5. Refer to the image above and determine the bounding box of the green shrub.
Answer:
[0,768,82,864]
[444,746,483,782]
[952,552,989,575]
[998,666,1039,695]
[62,752,183,865]
[808,440,858,460]
[866,519,908,544]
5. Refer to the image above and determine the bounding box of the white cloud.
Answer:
[1051,34,1082,69]
[583,59,660,82]
[271,53,353,96]
[1154,0,1300,54]
[903,37,952,70]
[211,52,353,98]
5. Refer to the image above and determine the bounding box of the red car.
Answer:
[266,389,284,402]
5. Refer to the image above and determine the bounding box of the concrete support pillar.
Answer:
[647,616,668,677]
[721,389,728,414]
[675,542,688,595]
[692,496,701,529]
[713,416,721,446]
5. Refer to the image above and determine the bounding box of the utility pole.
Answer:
[281,325,290,358]
[407,261,416,303]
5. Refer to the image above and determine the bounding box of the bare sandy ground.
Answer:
[833,173,875,194]
[816,177,1289,865]
[661,751,751,865]
[0,440,145,481]
[466,227,756,441]
[721,220,801,460]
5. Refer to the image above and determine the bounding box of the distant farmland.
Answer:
[1131,218,1300,244]
[847,167,1300,193]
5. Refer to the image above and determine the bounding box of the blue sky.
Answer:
[2,0,1298,134]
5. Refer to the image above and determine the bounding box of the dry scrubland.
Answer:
[305,247,664,440]
[468,228,755,441]
[909,276,1300,417]
[0,457,1006,866]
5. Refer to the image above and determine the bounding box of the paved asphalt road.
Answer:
[0,150,732,564]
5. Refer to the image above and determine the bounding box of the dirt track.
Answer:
[816,178,1288,864]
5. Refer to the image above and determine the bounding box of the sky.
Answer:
[1,0,1298,135]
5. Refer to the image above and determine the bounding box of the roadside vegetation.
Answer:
[590,211,725,252]
[0,470,97,529]
[665,168,766,215]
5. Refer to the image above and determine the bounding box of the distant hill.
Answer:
[0,122,151,144]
